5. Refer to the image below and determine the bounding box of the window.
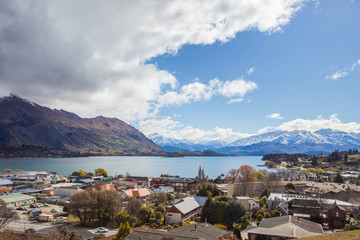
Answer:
[336,211,339,217]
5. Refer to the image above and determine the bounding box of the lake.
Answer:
[0,156,268,178]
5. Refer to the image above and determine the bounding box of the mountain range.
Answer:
[0,94,164,157]
[150,129,360,155]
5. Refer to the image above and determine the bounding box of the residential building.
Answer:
[0,179,13,189]
[168,177,197,193]
[235,196,259,211]
[0,193,36,207]
[327,203,348,229]
[123,188,151,200]
[245,215,324,239]
[166,196,201,224]
[290,199,321,220]
[270,199,289,216]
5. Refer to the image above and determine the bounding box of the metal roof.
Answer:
[0,193,35,203]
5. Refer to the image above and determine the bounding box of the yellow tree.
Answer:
[94,168,108,177]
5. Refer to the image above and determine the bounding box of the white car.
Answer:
[96,227,109,233]
[51,209,58,213]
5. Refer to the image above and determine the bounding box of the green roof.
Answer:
[0,194,35,203]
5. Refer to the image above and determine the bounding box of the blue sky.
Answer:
[0,0,359,144]
[147,0,360,135]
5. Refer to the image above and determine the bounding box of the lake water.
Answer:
[0,156,268,178]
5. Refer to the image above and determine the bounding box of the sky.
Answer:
[0,0,360,144]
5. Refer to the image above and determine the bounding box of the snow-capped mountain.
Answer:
[150,129,360,155]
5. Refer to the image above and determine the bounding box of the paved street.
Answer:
[5,221,57,234]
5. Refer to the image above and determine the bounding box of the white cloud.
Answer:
[326,58,360,80]
[156,78,257,108]
[276,114,360,133]
[0,0,305,121]
[257,126,275,134]
[139,117,252,145]
[247,67,255,75]
[266,113,284,119]
[325,70,349,80]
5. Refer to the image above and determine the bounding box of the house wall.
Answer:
[167,212,182,224]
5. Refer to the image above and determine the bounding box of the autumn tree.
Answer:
[68,191,95,227]
[114,221,132,240]
[236,165,256,196]
[226,168,240,183]
[126,197,142,216]
[15,169,24,172]
[3,169,13,173]
[94,168,108,177]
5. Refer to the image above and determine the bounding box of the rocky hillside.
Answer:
[0,94,164,157]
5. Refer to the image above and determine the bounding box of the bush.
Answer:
[345,220,360,230]
[93,233,106,239]
[214,224,227,230]
[173,224,180,228]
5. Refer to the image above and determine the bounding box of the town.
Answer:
[1,159,360,240]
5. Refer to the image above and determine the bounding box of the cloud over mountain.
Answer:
[0,0,304,121]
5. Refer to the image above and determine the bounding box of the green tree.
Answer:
[94,168,108,177]
[197,183,219,197]
[240,215,250,229]
[335,172,344,184]
[201,196,216,222]
[259,196,268,208]
[115,212,129,225]
[127,197,142,216]
[138,207,153,224]
[114,221,132,240]
[259,188,269,199]
[225,200,245,226]
[210,201,227,224]
[312,156,318,167]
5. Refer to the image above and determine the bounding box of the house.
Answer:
[216,184,228,196]
[0,193,36,207]
[126,223,226,240]
[54,186,82,197]
[42,187,55,195]
[245,215,324,239]
[151,186,174,193]
[290,199,321,220]
[115,179,139,189]
[0,187,11,194]
[234,196,259,211]
[327,203,348,229]
[0,179,13,189]
[123,188,151,201]
[168,177,197,193]
[166,196,201,224]
[270,199,289,216]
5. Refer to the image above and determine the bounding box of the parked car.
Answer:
[58,212,69,217]
[30,204,37,208]
[96,227,109,233]
[56,217,68,224]
[23,210,31,214]
[43,203,49,206]
[16,207,25,210]
[51,209,58,213]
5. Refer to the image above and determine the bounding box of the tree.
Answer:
[79,169,87,177]
[225,201,245,226]
[259,188,269,199]
[115,211,129,225]
[237,165,256,196]
[259,196,267,208]
[138,207,153,224]
[196,183,219,197]
[114,221,132,240]
[201,195,216,222]
[3,169,13,173]
[69,191,95,227]
[335,172,344,184]
[94,168,108,177]
[0,199,19,230]
[127,197,142,216]
[152,192,167,206]
[90,190,122,226]
[226,168,240,183]
[15,169,24,172]
[272,210,282,217]
[311,156,318,167]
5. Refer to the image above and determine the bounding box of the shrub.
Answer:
[214,224,227,230]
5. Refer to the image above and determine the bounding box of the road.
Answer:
[5,221,57,234]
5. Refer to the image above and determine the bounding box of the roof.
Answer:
[124,188,151,198]
[194,196,207,207]
[169,196,200,215]
[246,216,324,238]
[292,199,320,208]
[168,223,226,240]
[0,193,35,203]
[126,231,198,240]
[0,179,13,185]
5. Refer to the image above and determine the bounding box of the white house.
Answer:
[166,196,201,224]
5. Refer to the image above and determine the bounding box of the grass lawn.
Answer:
[300,230,360,240]
[67,214,81,225]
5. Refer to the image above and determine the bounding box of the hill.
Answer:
[299,230,360,240]
[0,94,164,157]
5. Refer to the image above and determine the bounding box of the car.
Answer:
[43,203,49,206]
[16,207,25,210]
[51,209,58,213]
[36,203,43,207]
[23,210,31,214]
[58,212,69,217]
[96,227,109,233]
[30,204,37,208]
